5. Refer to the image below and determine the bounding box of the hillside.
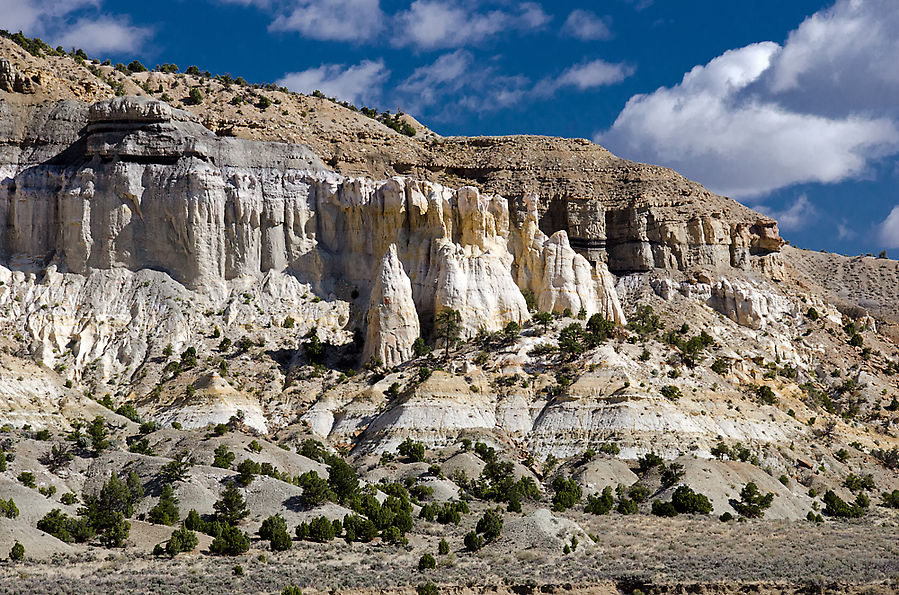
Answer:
[0,33,896,595]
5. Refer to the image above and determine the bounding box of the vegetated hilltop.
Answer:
[0,33,896,595]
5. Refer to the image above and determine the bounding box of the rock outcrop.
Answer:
[0,58,38,94]
[364,244,420,367]
[0,97,636,373]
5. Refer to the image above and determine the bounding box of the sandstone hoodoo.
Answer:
[0,34,895,594]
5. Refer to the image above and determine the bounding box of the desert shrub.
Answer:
[754,385,777,405]
[881,490,899,508]
[660,462,685,487]
[719,511,734,522]
[617,498,638,515]
[80,472,143,547]
[417,582,439,595]
[660,385,682,401]
[822,490,868,518]
[558,324,585,357]
[628,304,660,335]
[307,515,336,542]
[585,487,614,515]
[464,530,484,551]
[158,452,193,483]
[651,499,678,517]
[186,87,203,105]
[328,457,359,503]
[116,404,141,423]
[210,524,250,555]
[398,438,426,463]
[476,508,503,542]
[17,472,35,488]
[871,447,899,469]
[212,445,235,468]
[9,541,23,561]
[283,587,303,595]
[342,513,378,542]
[671,485,713,514]
[165,526,198,557]
[711,358,730,375]
[418,552,436,570]
[628,483,650,503]
[148,484,180,525]
[729,482,774,518]
[435,501,469,524]
[551,476,582,511]
[843,473,876,492]
[637,452,664,473]
[213,483,249,526]
[585,314,615,344]
[259,514,288,540]
[438,538,450,555]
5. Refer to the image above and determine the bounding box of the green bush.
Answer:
[463,530,484,551]
[475,509,503,542]
[585,487,614,515]
[843,473,876,492]
[438,538,450,554]
[822,490,868,518]
[187,87,203,105]
[417,582,439,595]
[115,404,141,423]
[210,525,250,555]
[617,498,638,515]
[259,514,288,540]
[671,485,713,514]
[418,552,436,570]
[307,515,336,542]
[881,490,899,508]
[398,438,426,463]
[283,587,303,595]
[660,385,682,401]
[551,476,582,511]
[212,445,235,468]
[213,483,249,526]
[18,471,36,488]
[299,470,336,507]
[148,484,180,525]
[729,482,774,518]
[651,499,678,517]
[637,452,664,473]
[9,541,23,562]
[0,498,18,519]
[166,526,198,557]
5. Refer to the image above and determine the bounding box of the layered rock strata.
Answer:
[0,98,628,369]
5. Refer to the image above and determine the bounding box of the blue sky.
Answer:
[4,0,899,256]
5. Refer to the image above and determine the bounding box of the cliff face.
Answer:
[0,98,631,372]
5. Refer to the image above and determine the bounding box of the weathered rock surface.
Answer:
[364,244,420,367]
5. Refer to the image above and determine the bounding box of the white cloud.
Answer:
[0,0,152,55]
[757,194,816,231]
[598,4,899,200]
[57,17,151,54]
[393,1,550,50]
[878,206,899,248]
[277,59,389,105]
[270,0,384,42]
[767,0,899,116]
[562,9,612,41]
[552,59,633,90]
[396,50,528,117]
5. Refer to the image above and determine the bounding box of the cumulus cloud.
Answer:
[0,0,151,55]
[878,206,899,248]
[270,0,384,42]
[392,1,550,50]
[757,194,816,231]
[277,59,389,105]
[57,17,151,54]
[598,0,899,199]
[562,9,612,41]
